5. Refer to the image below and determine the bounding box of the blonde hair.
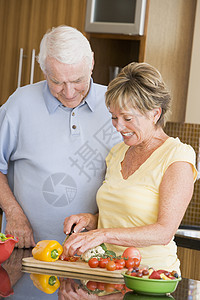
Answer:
[105,62,171,127]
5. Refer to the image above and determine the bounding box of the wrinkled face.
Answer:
[109,105,158,147]
[45,57,93,108]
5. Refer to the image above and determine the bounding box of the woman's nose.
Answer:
[115,120,125,132]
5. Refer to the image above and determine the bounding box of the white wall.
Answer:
[185,0,200,124]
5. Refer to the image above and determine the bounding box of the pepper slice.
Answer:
[32,240,63,262]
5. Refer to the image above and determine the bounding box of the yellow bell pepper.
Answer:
[32,240,63,262]
[30,273,60,294]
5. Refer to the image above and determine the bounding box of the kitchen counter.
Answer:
[1,249,200,300]
[175,226,200,250]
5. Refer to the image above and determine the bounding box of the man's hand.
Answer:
[5,208,36,248]
[63,213,98,235]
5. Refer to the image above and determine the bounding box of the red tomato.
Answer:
[106,260,116,271]
[114,283,125,291]
[86,281,98,291]
[97,282,105,291]
[105,283,115,293]
[133,257,140,267]
[88,257,99,268]
[115,262,124,270]
[115,258,126,268]
[125,257,135,269]
[63,256,79,262]
[99,257,109,268]
[122,247,141,262]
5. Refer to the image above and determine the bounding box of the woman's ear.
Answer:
[153,107,162,124]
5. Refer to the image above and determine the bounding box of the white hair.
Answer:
[37,25,93,73]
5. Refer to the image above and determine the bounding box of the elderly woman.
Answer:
[62,62,197,272]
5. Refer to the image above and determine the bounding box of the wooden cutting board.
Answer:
[22,257,126,279]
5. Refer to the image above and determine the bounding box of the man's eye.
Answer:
[51,79,61,85]
[111,117,117,120]
[74,79,83,84]
[125,118,132,121]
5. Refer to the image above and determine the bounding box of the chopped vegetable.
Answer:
[0,233,13,242]
[126,267,180,280]
[32,240,63,262]
[81,244,106,262]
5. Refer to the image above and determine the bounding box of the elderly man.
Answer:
[0,25,121,248]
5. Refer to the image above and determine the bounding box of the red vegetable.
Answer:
[99,257,109,268]
[115,258,126,268]
[62,256,79,262]
[88,257,99,268]
[106,260,116,271]
[122,247,141,263]
[86,281,98,291]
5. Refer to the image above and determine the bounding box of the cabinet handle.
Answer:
[17,48,24,88]
[30,49,35,84]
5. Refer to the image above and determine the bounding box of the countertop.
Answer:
[1,249,200,300]
[175,226,200,250]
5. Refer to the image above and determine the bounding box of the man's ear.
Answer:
[91,52,95,72]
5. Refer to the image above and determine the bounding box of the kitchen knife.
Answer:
[62,223,76,246]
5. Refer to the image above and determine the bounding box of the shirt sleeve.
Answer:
[0,107,17,174]
[163,141,197,182]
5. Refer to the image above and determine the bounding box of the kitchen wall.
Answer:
[185,0,200,124]
[164,2,200,227]
[165,122,200,226]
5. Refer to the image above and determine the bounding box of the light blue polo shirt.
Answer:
[0,79,121,244]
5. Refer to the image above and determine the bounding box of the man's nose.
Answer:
[62,83,75,98]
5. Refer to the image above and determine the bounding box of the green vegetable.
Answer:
[0,233,8,241]
[100,243,107,251]
[104,250,117,258]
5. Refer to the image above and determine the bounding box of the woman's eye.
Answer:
[111,117,117,120]
[125,118,132,121]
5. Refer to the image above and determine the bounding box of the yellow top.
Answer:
[97,137,197,272]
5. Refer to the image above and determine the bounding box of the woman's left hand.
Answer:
[61,229,106,258]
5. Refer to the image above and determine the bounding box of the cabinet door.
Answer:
[0,0,32,105]
[144,0,196,123]
[0,0,87,106]
[27,0,87,85]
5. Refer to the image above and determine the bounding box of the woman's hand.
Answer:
[58,278,124,300]
[58,278,99,300]
[63,213,98,235]
[61,228,106,258]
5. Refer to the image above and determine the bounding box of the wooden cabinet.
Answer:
[0,0,87,106]
[86,33,144,85]
[85,0,149,86]
[85,0,196,123]
[178,247,200,281]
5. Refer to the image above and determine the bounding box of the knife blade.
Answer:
[62,223,76,246]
